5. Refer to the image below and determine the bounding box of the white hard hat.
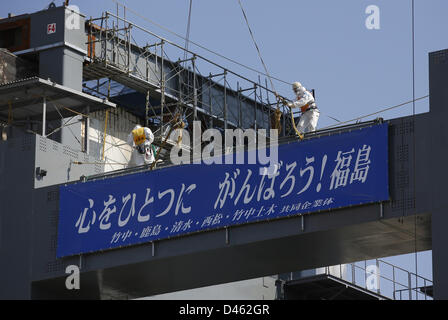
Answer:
[292,82,302,90]
[292,82,305,94]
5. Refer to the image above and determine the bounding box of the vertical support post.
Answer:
[145,45,149,82]
[104,13,108,67]
[429,50,448,300]
[223,70,228,130]
[178,59,183,106]
[376,259,380,294]
[265,78,271,132]
[392,266,396,300]
[154,43,158,82]
[408,272,412,300]
[254,83,257,131]
[177,61,184,131]
[116,2,119,28]
[364,260,367,289]
[160,40,165,134]
[282,105,286,137]
[380,201,384,218]
[83,106,90,154]
[415,274,419,300]
[192,55,197,121]
[107,78,111,99]
[351,263,356,284]
[208,75,213,129]
[424,279,427,300]
[99,13,104,60]
[237,82,242,128]
[102,109,109,161]
[258,76,264,130]
[127,24,132,74]
[145,90,150,128]
[42,96,46,137]
[112,20,116,65]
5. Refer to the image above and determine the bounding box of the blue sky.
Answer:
[1,0,442,293]
[3,0,446,128]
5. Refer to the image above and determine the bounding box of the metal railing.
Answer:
[84,9,296,139]
[313,259,433,300]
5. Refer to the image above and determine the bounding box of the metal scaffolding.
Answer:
[83,10,297,159]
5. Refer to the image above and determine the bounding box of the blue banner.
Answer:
[57,124,389,258]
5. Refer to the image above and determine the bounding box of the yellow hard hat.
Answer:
[132,127,146,146]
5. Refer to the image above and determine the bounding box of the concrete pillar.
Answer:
[429,49,448,299]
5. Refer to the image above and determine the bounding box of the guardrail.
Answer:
[316,259,433,300]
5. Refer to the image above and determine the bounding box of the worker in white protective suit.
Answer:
[127,125,155,167]
[281,82,320,135]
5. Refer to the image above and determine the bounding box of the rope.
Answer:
[274,107,282,134]
[237,0,300,138]
[319,95,429,131]
[237,0,275,92]
[289,106,304,140]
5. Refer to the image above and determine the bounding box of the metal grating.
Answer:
[52,141,59,152]
[397,145,409,162]
[46,260,65,273]
[49,234,57,253]
[391,196,416,211]
[431,50,448,65]
[94,163,103,174]
[396,170,410,189]
[63,145,79,160]
[47,191,59,202]
[390,120,414,137]
[39,137,47,153]
[48,213,58,230]
[21,135,32,152]
[399,120,414,136]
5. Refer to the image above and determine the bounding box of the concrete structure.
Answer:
[0,3,443,300]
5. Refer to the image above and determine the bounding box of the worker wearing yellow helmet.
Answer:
[127,125,155,167]
[287,82,320,134]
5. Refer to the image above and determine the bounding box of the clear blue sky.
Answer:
[1,0,442,292]
[3,0,446,128]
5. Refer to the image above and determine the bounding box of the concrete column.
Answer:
[429,49,448,299]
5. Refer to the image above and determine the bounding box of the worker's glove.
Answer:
[136,145,147,155]
[278,96,288,106]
